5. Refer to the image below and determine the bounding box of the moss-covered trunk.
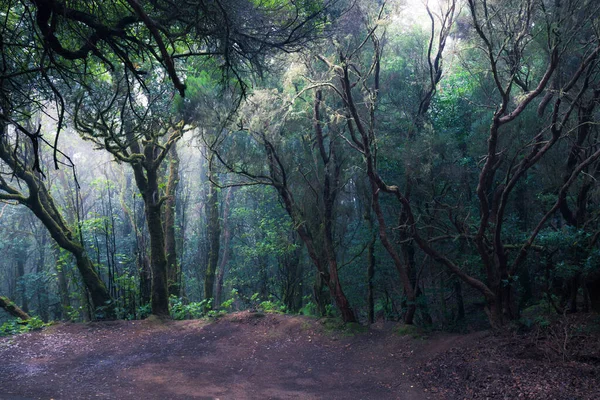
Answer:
[145,198,170,317]
[129,143,171,317]
[0,296,31,321]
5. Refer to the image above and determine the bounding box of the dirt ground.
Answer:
[0,312,598,400]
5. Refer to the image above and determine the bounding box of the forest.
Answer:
[2,0,600,330]
[0,0,600,398]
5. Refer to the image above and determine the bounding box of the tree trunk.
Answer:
[139,252,152,307]
[588,276,600,313]
[323,223,356,322]
[313,271,330,316]
[75,250,115,318]
[146,201,170,316]
[0,296,31,321]
[35,232,49,322]
[367,234,376,324]
[16,257,28,314]
[204,177,221,309]
[486,283,519,329]
[282,242,303,313]
[328,265,355,322]
[129,152,170,317]
[371,186,416,324]
[53,246,71,320]
[215,186,235,309]
[164,147,181,297]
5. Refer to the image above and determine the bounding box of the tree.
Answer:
[0,128,115,318]
[74,78,185,317]
[212,82,358,321]
[307,1,455,324]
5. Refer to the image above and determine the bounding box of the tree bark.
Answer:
[35,230,49,322]
[0,296,31,321]
[367,231,376,324]
[16,257,28,314]
[164,146,180,297]
[145,200,170,317]
[215,186,235,309]
[204,175,221,308]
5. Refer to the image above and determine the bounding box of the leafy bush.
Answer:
[137,303,152,319]
[258,299,287,313]
[0,317,49,336]
[220,297,235,310]
[300,301,317,316]
[169,296,212,320]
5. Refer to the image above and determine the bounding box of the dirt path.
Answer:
[0,313,452,400]
[4,313,596,399]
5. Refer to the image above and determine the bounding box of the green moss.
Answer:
[395,324,427,339]
[320,317,367,337]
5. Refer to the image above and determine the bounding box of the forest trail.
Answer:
[0,313,458,400]
[1,312,598,399]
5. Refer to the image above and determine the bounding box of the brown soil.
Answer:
[0,312,598,400]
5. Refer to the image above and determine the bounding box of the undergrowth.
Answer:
[0,317,50,336]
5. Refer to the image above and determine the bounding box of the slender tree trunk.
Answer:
[164,147,181,297]
[204,175,220,308]
[259,255,269,300]
[215,186,235,309]
[370,183,416,324]
[54,247,71,320]
[281,240,303,313]
[367,233,376,324]
[119,174,152,307]
[139,252,152,307]
[16,257,28,314]
[36,231,49,322]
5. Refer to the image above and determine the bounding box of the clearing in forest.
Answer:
[0,312,598,399]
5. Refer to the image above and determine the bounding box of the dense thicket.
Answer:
[1,0,599,332]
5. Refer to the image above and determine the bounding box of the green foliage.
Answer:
[65,305,85,322]
[137,304,152,320]
[300,301,318,317]
[537,226,599,280]
[169,296,212,320]
[258,298,287,313]
[220,288,240,311]
[519,301,558,330]
[0,317,49,337]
